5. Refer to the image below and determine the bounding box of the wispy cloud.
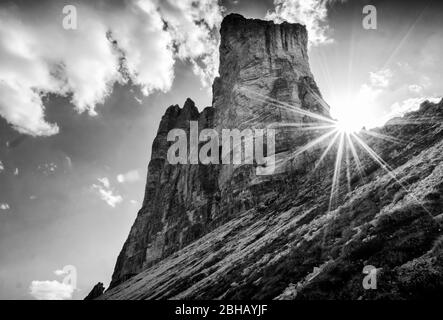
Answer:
[365,61,443,125]
[369,69,393,88]
[408,84,423,94]
[331,57,442,129]
[265,0,344,46]
[54,269,69,276]
[160,0,223,87]
[92,177,123,208]
[0,0,222,136]
[97,177,110,189]
[116,170,141,184]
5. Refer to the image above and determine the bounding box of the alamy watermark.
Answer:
[62,5,77,30]
[362,265,378,290]
[362,5,377,30]
[58,265,77,289]
[167,121,276,175]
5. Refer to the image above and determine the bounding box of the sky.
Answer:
[0,0,442,299]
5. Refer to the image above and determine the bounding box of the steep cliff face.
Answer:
[110,14,328,288]
[213,13,326,133]
[110,99,219,287]
[103,99,443,300]
[105,13,443,299]
[213,14,329,202]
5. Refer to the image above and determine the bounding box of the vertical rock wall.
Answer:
[109,14,329,288]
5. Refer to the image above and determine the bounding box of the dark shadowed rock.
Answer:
[84,282,105,300]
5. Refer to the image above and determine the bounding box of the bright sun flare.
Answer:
[335,112,363,133]
[330,96,374,133]
[243,87,432,214]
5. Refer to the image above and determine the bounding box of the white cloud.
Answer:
[369,69,393,88]
[387,97,442,120]
[29,280,74,300]
[54,269,68,276]
[92,177,122,208]
[0,81,60,136]
[265,0,344,46]
[117,170,141,183]
[0,3,122,136]
[97,177,110,189]
[0,203,10,210]
[0,0,222,136]
[408,84,423,94]
[38,162,57,175]
[0,160,4,173]
[96,188,123,208]
[356,60,443,127]
[159,0,223,87]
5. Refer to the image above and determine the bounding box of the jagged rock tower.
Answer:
[110,14,329,288]
[101,14,443,300]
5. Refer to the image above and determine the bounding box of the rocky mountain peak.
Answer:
[100,14,443,300]
[108,14,324,289]
[219,13,310,78]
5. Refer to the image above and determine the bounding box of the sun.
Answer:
[329,95,373,134]
[243,86,432,214]
[334,112,364,133]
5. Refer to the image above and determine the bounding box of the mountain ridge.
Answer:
[95,14,443,299]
